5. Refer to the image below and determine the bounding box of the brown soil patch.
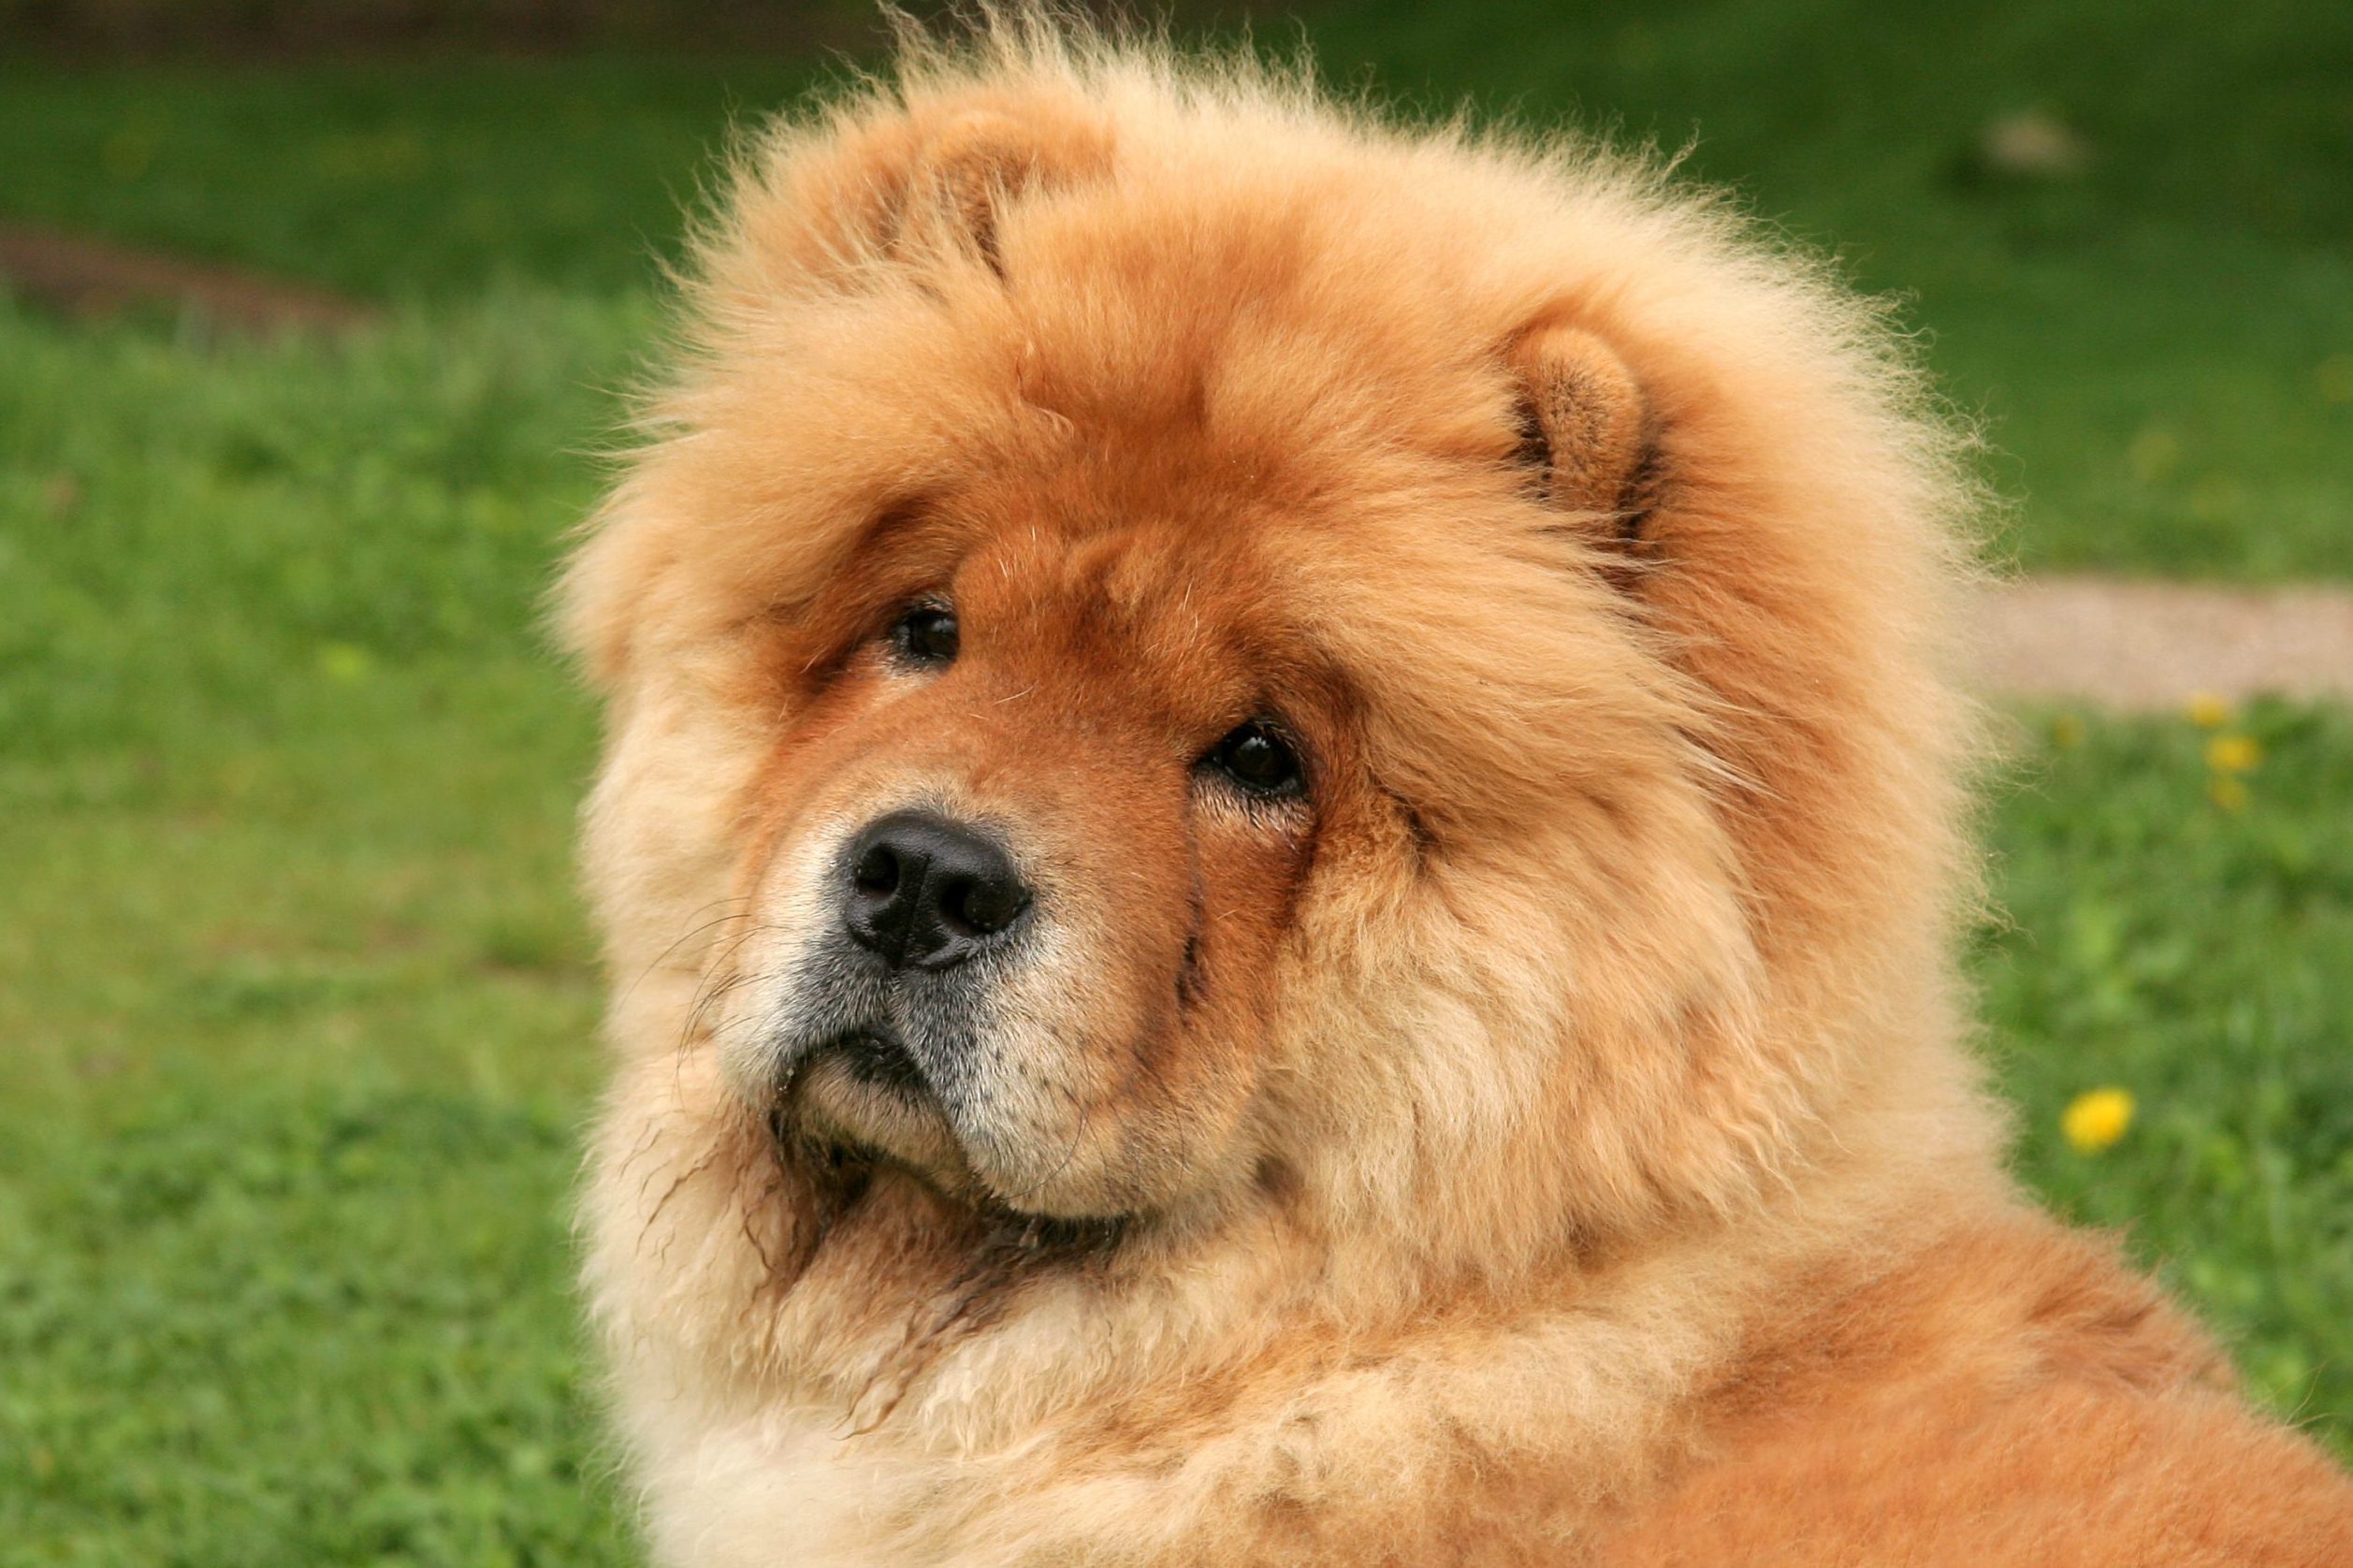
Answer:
[1974,578,2353,708]
[0,222,374,338]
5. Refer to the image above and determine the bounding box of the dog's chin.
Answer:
[776,1033,1159,1228]
[787,1041,980,1200]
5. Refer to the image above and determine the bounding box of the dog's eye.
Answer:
[888,602,959,667]
[1205,720,1304,797]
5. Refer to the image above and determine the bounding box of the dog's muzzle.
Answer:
[758,809,1034,1124]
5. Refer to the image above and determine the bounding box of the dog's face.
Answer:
[568,84,1968,1271]
[719,479,1340,1219]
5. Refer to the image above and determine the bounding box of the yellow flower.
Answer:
[2205,733,2262,774]
[2184,691,2231,730]
[2208,775,2249,813]
[2062,1088,2135,1154]
[2050,713,2085,749]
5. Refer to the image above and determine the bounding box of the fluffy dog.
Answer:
[560,18,2353,1564]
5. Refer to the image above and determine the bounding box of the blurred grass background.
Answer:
[1,3,2348,1563]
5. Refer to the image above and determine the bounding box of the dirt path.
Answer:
[1973,578,2353,709]
[0,222,373,337]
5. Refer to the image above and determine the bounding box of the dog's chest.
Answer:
[645,1409,955,1567]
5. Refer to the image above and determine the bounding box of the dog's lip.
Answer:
[817,1026,931,1097]
[777,1028,1148,1231]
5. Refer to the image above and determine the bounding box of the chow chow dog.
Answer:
[559,17,2353,1565]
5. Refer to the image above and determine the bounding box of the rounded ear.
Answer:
[744,96,1115,290]
[1510,326,1655,539]
[906,108,1078,271]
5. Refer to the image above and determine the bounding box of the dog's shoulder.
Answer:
[1603,1212,2353,1566]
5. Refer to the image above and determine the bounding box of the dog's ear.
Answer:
[1510,326,1656,544]
[740,97,1115,289]
[901,108,1089,270]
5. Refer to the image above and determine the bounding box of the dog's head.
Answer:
[690,472,1346,1221]
[564,45,1976,1270]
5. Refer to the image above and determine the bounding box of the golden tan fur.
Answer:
[560,16,2353,1564]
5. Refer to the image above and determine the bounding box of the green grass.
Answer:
[1990,703,2353,1430]
[0,297,634,1563]
[3,0,2350,577]
[0,58,816,300]
[1300,0,2353,581]
[3,289,2350,1568]
[2,6,2349,1562]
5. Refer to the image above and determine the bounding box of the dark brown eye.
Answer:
[888,602,959,667]
[1205,719,1304,798]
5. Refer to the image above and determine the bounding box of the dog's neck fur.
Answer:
[591,1014,2004,1567]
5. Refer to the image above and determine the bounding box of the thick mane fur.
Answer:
[559,13,2353,1567]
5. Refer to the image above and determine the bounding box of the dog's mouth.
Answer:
[821,1026,931,1098]
[772,1043,1140,1251]
[750,938,1158,1226]
[777,1019,978,1196]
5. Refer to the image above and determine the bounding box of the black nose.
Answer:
[844,811,1032,970]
